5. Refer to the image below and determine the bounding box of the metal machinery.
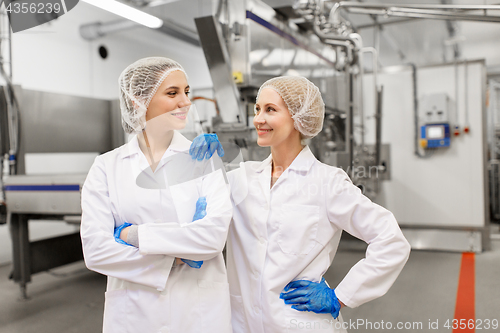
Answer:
[0,87,123,298]
[195,0,391,198]
[195,0,500,202]
[195,0,500,253]
[488,80,500,222]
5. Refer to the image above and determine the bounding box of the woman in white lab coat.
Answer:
[226,76,411,332]
[80,57,232,333]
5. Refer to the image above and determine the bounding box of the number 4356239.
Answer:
[444,319,498,330]
[5,2,63,15]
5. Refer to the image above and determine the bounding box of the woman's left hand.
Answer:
[178,197,208,269]
[280,278,342,319]
[113,222,134,247]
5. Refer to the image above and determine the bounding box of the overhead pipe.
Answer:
[329,2,500,25]
[80,19,200,46]
[80,20,140,40]
[312,21,361,68]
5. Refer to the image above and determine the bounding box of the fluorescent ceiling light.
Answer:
[81,0,164,29]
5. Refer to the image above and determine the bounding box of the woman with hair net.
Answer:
[224,76,411,332]
[80,57,232,333]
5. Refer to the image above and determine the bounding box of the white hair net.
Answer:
[257,76,325,139]
[119,57,187,134]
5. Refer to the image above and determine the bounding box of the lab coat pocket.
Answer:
[278,204,319,255]
[198,280,232,332]
[230,294,250,333]
[103,289,128,333]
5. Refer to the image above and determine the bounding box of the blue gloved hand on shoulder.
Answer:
[280,278,341,319]
[180,197,208,269]
[114,222,134,247]
[189,133,224,161]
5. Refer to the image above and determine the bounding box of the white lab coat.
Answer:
[81,131,232,333]
[226,146,411,333]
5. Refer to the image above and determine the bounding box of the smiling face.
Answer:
[145,70,191,131]
[253,87,301,148]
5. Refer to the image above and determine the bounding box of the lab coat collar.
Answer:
[255,154,273,173]
[287,146,316,173]
[121,130,192,160]
[255,146,316,173]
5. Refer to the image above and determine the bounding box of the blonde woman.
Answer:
[81,57,232,333]
[226,76,411,332]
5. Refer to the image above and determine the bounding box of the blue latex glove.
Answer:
[180,259,203,269]
[280,278,341,319]
[191,196,207,221]
[180,197,207,269]
[114,222,134,247]
[189,134,224,161]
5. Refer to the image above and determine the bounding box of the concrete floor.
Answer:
[1,233,499,332]
[0,263,105,333]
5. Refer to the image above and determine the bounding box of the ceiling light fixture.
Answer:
[81,0,164,29]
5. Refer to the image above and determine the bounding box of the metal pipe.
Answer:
[145,0,182,7]
[192,96,220,115]
[348,69,354,178]
[358,50,365,149]
[357,18,415,30]
[329,1,342,26]
[80,20,140,40]
[322,39,353,68]
[373,85,384,194]
[373,21,380,53]
[157,20,200,47]
[345,7,500,23]
[454,61,459,126]
[330,2,500,24]
[375,86,384,168]
[410,63,421,158]
[313,17,361,68]
[358,47,379,152]
[464,60,470,130]
[334,2,500,11]
[80,19,200,46]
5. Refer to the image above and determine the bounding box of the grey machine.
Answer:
[2,87,123,298]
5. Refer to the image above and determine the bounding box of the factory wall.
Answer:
[9,3,212,97]
[361,61,486,229]
[0,2,214,265]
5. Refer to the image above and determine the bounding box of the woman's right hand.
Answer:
[189,134,224,160]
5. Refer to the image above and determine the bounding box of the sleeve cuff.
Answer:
[334,287,357,308]
[127,225,139,247]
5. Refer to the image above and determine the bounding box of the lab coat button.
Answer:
[259,238,265,245]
